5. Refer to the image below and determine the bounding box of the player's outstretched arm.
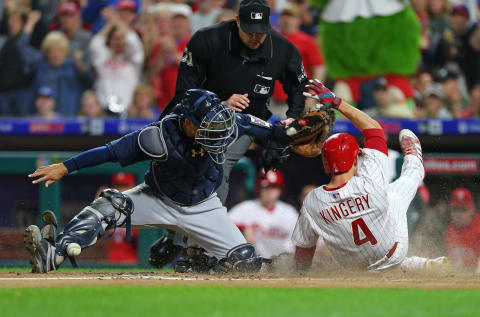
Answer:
[28,163,68,187]
[336,101,381,132]
[304,79,381,132]
[28,145,113,187]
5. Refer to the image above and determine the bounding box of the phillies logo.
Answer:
[251,12,263,20]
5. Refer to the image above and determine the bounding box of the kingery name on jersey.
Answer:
[320,194,370,225]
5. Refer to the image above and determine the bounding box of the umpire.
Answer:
[160,0,307,203]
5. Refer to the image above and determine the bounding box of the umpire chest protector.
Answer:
[143,116,223,206]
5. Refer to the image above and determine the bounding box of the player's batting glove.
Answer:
[303,79,342,110]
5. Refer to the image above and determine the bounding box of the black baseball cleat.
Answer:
[24,210,59,273]
[24,225,58,273]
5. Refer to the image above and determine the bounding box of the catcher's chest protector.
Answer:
[144,117,223,206]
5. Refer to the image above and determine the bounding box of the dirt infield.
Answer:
[1,270,479,289]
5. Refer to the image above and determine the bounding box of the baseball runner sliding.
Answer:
[293,80,449,271]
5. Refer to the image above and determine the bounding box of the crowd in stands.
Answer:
[1,0,479,119]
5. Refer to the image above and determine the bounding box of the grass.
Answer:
[0,286,478,317]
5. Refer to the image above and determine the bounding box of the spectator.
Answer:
[145,5,187,109]
[154,4,192,109]
[435,67,469,117]
[366,78,415,119]
[106,172,139,264]
[127,83,158,119]
[459,84,480,117]
[0,0,49,49]
[140,5,173,59]
[420,84,453,118]
[271,3,325,116]
[265,0,281,30]
[295,0,320,36]
[412,0,430,53]
[446,4,479,90]
[422,0,450,70]
[191,0,225,32]
[412,70,434,101]
[34,86,58,119]
[33,31,93,117]
[79,90,105,118]
[229,170,298,258]
[0,8,41,116]
[215,8,236,23]
[116,0,138,27]
[56,2,92,68]
[81,0,141,34]
[171,4,192,50]
[89,17,144,113]
[445,188,480,271]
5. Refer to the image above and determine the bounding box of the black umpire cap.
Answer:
[238,0,271,34]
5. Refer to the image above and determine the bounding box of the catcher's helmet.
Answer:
[321,133,361,174]
[177,89,237,163]
[256,169,285,189]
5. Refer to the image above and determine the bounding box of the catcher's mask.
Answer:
[179,89,237,164]
[321,133,362,174]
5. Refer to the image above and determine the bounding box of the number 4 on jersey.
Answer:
[351,218,377,246]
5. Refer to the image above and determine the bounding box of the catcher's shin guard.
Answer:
[55,189,133,265]
[217,243,271,273]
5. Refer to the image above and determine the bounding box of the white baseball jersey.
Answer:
[229,199,298,258]
[292,130,423,270]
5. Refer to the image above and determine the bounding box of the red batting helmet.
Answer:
[256,169,285,190]
[321,133,362,174]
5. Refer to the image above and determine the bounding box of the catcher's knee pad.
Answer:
[218,243,270,273]
[56,189,133,257]
[149,233,184,269]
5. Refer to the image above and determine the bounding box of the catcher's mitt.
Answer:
[290,104,336,157]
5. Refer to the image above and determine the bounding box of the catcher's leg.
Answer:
[150,136,253,269]
[54,188,134,265]
[24,188,134,273]
[177,194,269,273]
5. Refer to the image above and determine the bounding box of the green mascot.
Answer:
[312,0,420,115]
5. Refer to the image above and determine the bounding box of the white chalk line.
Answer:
[0,275,288,282]
[0,276,419,283]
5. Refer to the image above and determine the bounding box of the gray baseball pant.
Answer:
[122,184,246,259]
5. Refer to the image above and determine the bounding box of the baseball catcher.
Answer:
[25,89,330,273]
